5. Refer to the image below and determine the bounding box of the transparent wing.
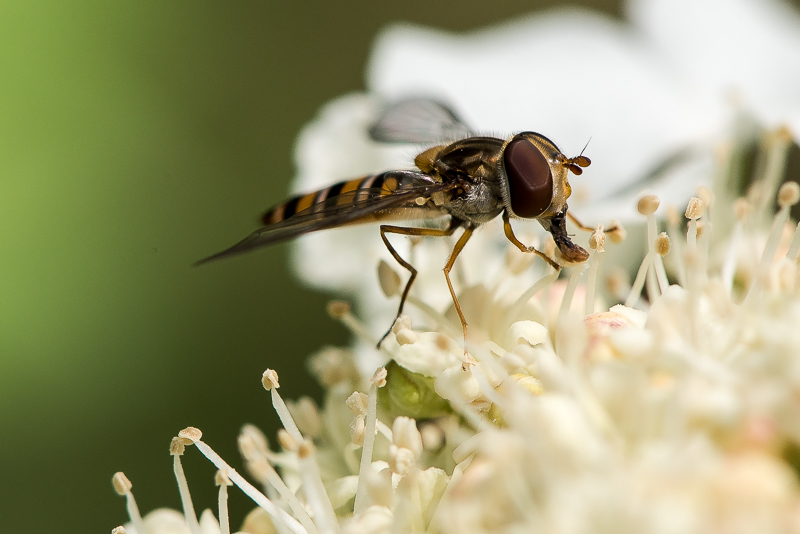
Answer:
[196,171,456,265]
[368,98,473,144]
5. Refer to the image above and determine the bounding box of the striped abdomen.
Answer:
[261,174,402,226]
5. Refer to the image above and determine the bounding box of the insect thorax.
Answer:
[445,181,504,224]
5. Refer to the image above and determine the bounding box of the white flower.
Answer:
[113,1,800,533]
[290,0,800,328]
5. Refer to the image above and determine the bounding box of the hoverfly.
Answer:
[198,99,600,347]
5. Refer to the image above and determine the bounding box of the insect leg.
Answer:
[502,211,560,270]
[442,224,476,351]
[566,210,619,234]
[378,220,461,347]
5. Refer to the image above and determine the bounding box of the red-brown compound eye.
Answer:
[504,138,553,218]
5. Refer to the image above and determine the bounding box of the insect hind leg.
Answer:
[377,219,462,348]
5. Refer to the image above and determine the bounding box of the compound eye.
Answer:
[504,138,553,218]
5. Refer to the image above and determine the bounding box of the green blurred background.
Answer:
[0,0,637,531]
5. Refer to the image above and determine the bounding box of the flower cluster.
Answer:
[110,0,800,532]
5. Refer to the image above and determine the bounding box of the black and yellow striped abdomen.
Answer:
[260,174,399,226]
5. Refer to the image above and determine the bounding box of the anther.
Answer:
[778,181,800,208]
[371,367,387,388]
[261,369,280,390]
[378,260,401,297]
[178,427,202,444]
[589,228,606,252]
[685,197,705,220]
[277,429,298,452]
[346,391,369,415]
[326,300,351,319]
[637,195,660,216]
[112,472,132,495]
[656,232,671,256]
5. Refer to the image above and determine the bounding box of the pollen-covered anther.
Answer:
[685,196,706,220]
[178,427,202,445]
[261,369,280,390]
[346,391,369,415]
[170,437,186,455]
[112,471,133,495]
[395,328,418,345]
[656,232,671,256]
[371,367,387,388]
[215,470,232,486]
[778,181,800,208]
[350,414,366,446]
[637,194,660,216]
[589,228,605,252]
[606,220,626,243]
[277,428,298,451]
[377,260,401,297]
[326,300,351,319]
[389,445,415,476]
[734,197,753,221]
[111,527,126,534]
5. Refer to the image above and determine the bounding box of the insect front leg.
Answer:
[377,219,461,348]
[502,211,561,270]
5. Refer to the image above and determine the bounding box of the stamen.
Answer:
[786,221,800,261]
[406,295,461,338]
[605,267,630,302]
[262,369,303,443]
[111,528,126,534]
[237,428,317,533]
[354,368,386,514]
[751,127,793,220]
[745,181,800,303]
[584,228,605,315]
[722,198,751,294]
[503,270,560,328]
[624,253,654,308]
[296,440,338,534]
[111,472,147,534]
[666,205,687,287]
[327,300,376,346]
[215,471,232,534]
[684,197,706,291]
[654,233,671,293]
[169,435,202,534]
[557,264,588,344]
[180,429,309,534]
